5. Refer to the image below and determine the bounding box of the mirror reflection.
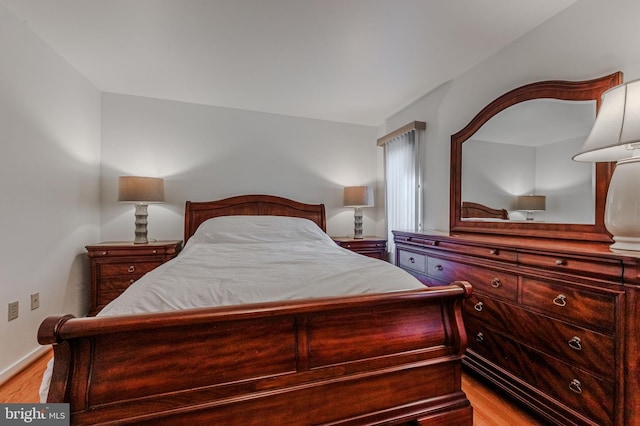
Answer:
[462,98,596,224]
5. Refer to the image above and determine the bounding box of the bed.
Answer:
[38,194,473,425]
[461,201,509,220]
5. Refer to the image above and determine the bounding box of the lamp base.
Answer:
[353,207,364,239]
[133,203,149,244]
[605,156,640,252]
[610,237,640,252]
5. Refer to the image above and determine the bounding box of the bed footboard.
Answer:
[39,282,473,425]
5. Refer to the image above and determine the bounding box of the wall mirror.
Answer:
[450,72,622,242]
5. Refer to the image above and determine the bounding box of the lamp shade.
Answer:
[118,176,165,203]
[344,186,374,207]
[573,79,640,162]
[516,195,546,211]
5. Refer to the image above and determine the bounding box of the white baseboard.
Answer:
[0,346,51,386]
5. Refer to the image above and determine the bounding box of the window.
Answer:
[378,121,425,259]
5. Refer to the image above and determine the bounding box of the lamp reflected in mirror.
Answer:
[516,195,546,221]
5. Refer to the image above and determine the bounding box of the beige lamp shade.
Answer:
[573,78,640,162]
[343,186,374,207]
[118,176,165,203]
[516,195,546,211]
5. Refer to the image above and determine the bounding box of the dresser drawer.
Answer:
[518,252,622,281]
[434,240,517,263]
[466,317,614,425]
[525,344,615,426]
[428,258,518,301]
[397,249,427,274]
[464,294,614,377]
[465,318,531,380]
[521,277,617,332]
[98,261,163,277]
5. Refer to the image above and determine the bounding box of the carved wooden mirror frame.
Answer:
[450,71,622,242]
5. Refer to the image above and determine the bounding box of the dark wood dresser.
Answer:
[332,236,387,260]
[393,230,640,426]
[86,240,182,316]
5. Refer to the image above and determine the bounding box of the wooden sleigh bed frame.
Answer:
[39,194,473,425]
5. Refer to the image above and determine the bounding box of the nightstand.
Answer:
[332,236,388,260]
[85,240,182,316]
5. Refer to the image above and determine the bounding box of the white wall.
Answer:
[100,93,379,242]
[0,5,101,380]
[384,0,640,233]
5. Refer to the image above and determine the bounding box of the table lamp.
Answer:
[344,186,374,239]
[516,195,546,221]
[118,176,165,244]
[573,78,640,251]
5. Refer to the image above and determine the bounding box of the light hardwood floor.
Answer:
[0,351,544,425]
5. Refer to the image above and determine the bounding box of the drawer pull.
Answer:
[489,249,498,255]
[101,251,108,256]
[491,278,501,288]
[129,279,135,284]
[409,257,415,264]
[474,302,484,312]
[433,264,443,271]
[553,294,567,307]
[569,379,583,395]
[555,259,566,266]
[475,332,484,343]
[568,336,583,351]
[128,265,136,273]
[152,250,157,254]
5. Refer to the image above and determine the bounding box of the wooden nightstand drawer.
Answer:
[521,277,617,332]
[87,240,182,316]
[333,236,387,260]
[98,261,163,277]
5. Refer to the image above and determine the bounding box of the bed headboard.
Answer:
[184,194,327,242]
[461,201,509,220]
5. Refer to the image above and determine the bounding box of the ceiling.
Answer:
[0,0,577,126]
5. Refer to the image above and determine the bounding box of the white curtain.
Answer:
[385,130,421,258]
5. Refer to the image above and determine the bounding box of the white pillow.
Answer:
[187,215,331,246]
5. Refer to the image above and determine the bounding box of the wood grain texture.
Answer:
[0,350,545,425]
[394,230,638,425]
[39,284,474,425]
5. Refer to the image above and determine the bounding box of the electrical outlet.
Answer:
[31,292,39,310]
[8,301,18,321]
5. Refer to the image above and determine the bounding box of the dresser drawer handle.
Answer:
[128,265,136,273]
[474,302,484,312]
[568,336,582,351]
[555,259,566,266]
[569,379,583,395]
[475,332,484,343]
[129,279,135,284]
[101,251,108,256]
[490,278,501,288]
[409,257,415,264]
[433,264,443,271]
[152,249,157,254]
[553,294,567,307]
[489,249,498,255]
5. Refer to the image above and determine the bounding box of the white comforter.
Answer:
[40,215,423,401]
